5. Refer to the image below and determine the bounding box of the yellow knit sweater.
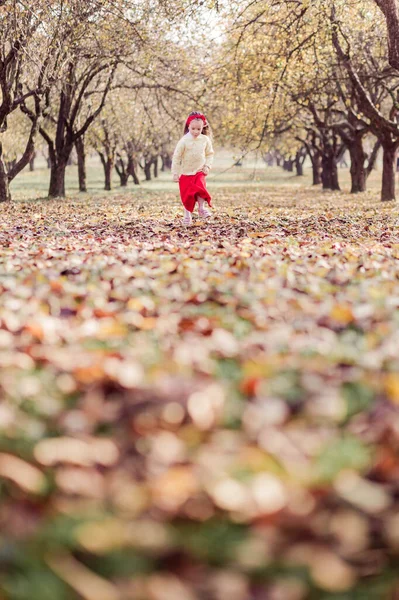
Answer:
[171,133,214,177]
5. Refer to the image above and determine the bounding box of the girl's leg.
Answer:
[183,207,192,225]
[198,197,211,218]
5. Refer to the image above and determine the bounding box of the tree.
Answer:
[0,1,63,202]
[26,2,129,199]
[301,130,323,185]
[75,136,87,193]
[90,116,119,191]
[217,0,398,198]
[209,0,330,180]
[374,0,399,70]
[331,6,399,200]
[86,34,199,190]
[331,80,382,194]
[30,0,202,198]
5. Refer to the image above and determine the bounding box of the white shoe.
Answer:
[198,205,211,218]
[182,212,192,225]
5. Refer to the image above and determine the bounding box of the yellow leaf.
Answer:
[330,304,354,325]
[384,373,399,404]
[47,553,120,600]
[0,453,46,494]
[151,466,199,511]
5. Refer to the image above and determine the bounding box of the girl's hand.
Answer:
[173,174,179,182]
[202,166,210,175]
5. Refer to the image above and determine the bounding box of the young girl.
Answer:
[171,111,214,225]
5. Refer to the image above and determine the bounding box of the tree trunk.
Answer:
[303,140,321,185]
[49,159,68,198]
[381,142,397,201]
[295,154,304,176]
[374,0,399,70]
[115,158,129,186]
[321,153,332,189]
[98,152,113,191]
[120,172,129,186]
[295,149,306,176]
[29,152,36,172]
[348,139,367,193]
[161,153,172,171]
[144,159,152,181]
[153,156,158,178]
[262,151,274,166]
[128,154,140,185]
[331,160,340,190]
[321,151,340,191]
[283,158,294,172]
[75,137,87,192]
[312,155,322,185]
[98,149,115,191]
[0,157,11,203]
[104,159,113,190]
[6,159,16,172]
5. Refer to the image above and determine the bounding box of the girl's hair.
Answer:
[184,111,213,140]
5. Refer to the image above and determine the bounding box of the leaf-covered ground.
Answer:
[1,186,399,600]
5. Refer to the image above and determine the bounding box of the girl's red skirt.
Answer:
[179,172,212,212]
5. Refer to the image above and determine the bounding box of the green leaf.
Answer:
[269,369,304,404]
[174,519,247,564]
[2,568,71,600]
[315,435,371,482]
[341,381,374,418]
